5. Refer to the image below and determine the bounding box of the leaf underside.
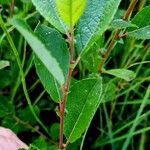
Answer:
[75,0,121,55]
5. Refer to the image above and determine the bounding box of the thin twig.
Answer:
[10,0,15,17]
[13,116,54,144]
[98,30,120,72]
[59,28,75,150]
[123,0,138,20]
[98,0,138,72]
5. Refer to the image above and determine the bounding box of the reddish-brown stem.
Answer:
[98,30,120,72]
[10,0,15,17]
[98,0,138,72]
[59,28,74,150]
[123,0,138,20]
[70,29,74,64]
[59,68,73,150]
[59,1,138,148]
[59,100,65,149]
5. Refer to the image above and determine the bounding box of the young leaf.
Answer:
[128,26,150,40]
[110,19,138,29]
[76,0,121,55]
[131,6,150,28]
[64,77,103,143]
[34,24,70,102]
[105,69,136,81]
[0,60,10,70]
[103,81,116,102]
[56,0,87,28]
[31,0,67,33]
[10,18,65,85]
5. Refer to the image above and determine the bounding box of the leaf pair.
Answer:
[31,0,87,32]
[32,0,122,56]
[11,19,70,102]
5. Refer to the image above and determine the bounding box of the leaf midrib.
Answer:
[67,79,102,141]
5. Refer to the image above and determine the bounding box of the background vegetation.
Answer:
[0,0,150,149]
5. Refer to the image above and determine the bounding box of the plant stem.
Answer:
[98,30,120,72]
[123,0,138,20]
[98,0,138,72]
[14,115,54,144]
[10,0,15,17]
[139,0,145,11]
[59,29,74,150]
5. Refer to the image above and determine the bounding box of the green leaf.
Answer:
[110,19,138,29]
[103,81,116,102]
[34,24,70,102]
[28,145,40,150]
[10,18,65,85]
[21,0,31,3]
[56,0,87,28]
[0,96,14,117]
[76,0,121,55]
[131,6,150,28]
[2,117,21,133]
[34,57,61,102]
[0,70,12,89]
[82,36,104,72]
[64,77,103,143]
[105,69,136,81]
[31,0,67,33]
[32,137,48,150]
[50,123,59,140]
[128,26,150,40]
[0,60,10,70]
